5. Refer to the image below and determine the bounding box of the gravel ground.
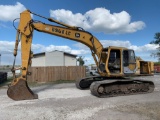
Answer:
[0,75,160,120]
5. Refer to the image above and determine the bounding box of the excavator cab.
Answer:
[122,49,137,74]
[98,46,137,77]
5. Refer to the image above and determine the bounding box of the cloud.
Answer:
[31,44,45,51]
[0,2,26,22]
[73,40,159,62]
[45,45,72,53]
[0,23,8,28]
[70,49,90,55]
[50,8,145,34]
[33,40,158,60]
[0,41,16,65]
[100,40,158,53]
[32,44,90,55]
[0,41,15,53]
[0,40,158,65]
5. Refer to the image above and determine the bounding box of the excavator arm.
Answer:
[7,10,103,100]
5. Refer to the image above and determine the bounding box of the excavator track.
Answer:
[90,79,154,97]
[76,76,110,89]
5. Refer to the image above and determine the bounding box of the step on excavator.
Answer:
[7,10,155,100]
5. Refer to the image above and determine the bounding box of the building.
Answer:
[154,65,160,73]
[32,50,77,67]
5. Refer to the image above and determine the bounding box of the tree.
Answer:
[77,56,85,66]
[150,32,160,62]
[150,32,160,44]
[136,56,143,60]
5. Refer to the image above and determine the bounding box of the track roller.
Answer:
[75,78,91,89]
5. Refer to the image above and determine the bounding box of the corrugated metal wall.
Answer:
[32,51,77,66]
[45,51,64,66]
[32,56,45,66]
[64,55,77,66]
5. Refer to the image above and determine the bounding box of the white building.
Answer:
[32,50,77,67]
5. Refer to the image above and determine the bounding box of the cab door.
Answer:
[123,50,137,74]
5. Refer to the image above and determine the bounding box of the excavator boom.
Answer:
[7,10,103,100]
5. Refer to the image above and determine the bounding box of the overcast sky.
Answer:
[0,1,160,65]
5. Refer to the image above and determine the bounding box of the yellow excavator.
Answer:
[7,10,154,100]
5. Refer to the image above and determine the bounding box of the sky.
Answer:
[0,0,160,65]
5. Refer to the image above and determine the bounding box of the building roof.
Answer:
[33,50,77,57]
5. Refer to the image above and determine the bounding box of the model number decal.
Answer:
[52,27,71,35]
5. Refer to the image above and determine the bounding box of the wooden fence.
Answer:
[27,66,86,82]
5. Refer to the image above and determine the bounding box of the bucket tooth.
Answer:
[7,79,38,100]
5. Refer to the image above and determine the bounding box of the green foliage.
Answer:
[150,33,160,44]
[136,56,143,60]
[150,32,160,62]
[154,62,160,65]
[77,56,85,66]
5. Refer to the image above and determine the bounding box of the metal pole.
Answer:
[0,54,1,66]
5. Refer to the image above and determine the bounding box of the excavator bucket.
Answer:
[7,79,38,100]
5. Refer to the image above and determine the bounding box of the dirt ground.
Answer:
[0,75,160,120]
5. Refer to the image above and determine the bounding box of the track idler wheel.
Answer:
[75,78,91,89]
[7,79,38,101]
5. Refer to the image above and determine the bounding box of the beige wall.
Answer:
[32,51,77,67]
[32,55,45,67]
[46,51,64,66]
[64,55,77,66]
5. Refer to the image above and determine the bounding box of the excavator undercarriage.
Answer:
[76,77,155,97]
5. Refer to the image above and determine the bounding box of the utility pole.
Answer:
[0,54,1,66]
